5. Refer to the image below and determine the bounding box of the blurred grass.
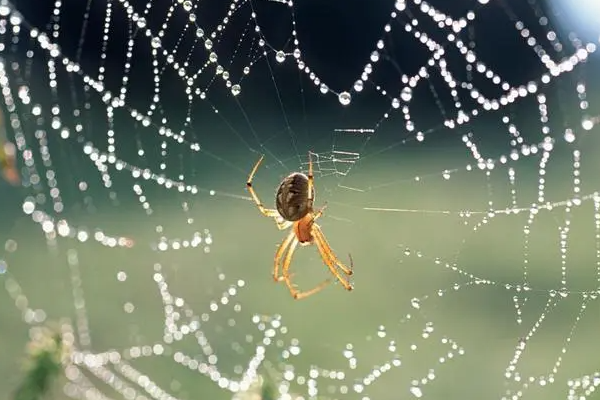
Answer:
[12,326,66,400]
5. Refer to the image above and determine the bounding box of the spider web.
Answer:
[0,0,599,399]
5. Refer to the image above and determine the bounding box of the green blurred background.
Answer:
[2,138,600,400]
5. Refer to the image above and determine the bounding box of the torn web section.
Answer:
[309,128,366,180]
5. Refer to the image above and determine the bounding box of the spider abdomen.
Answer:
[276,172,312,221]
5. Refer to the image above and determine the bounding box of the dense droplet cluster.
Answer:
[274,323,465,399]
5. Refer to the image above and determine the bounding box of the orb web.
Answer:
[0,0,599,399]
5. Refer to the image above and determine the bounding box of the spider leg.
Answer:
[291,279,332,300]
[313,240,353,292]
[312,223,354,284]
[275,219,293,230]
[273,230,296,282]
[281,237,299,293]
[247,155,289,230]
[312,202,327,221]
[281,237,332,300]
[312,223,353,275]
[306,151,314,210]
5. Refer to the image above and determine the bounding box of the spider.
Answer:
[246,152,354,299]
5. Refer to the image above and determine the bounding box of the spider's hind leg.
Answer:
[274,231,295,282]
[280,236,332,300]
[312,224,354,290]
[291,280,332,300]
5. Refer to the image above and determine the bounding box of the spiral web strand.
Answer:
[0,0,599,399]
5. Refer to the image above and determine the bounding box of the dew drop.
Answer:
[124,302,135,313]
[182,0,193,11]
[395,0,406,11]
[231,84,241,96]
[564,128,575,143]
[275,51,285,63]
[410,386,423,397]
[410,298,420,309]
[338,91,352,106]
[401,87,413,101]
[581,116,594,131]
[354,80,364,92]
[5,239,17,252]
[151,37,161,49]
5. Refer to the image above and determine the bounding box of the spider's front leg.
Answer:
[306,151,315,210]
[247,155,288,227]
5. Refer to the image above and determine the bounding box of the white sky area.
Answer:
[555,0,600,41]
